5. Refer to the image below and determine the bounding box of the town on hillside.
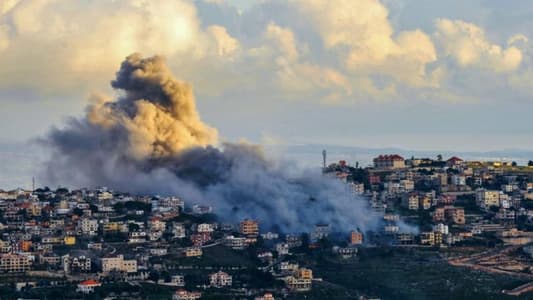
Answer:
[1,154,533,299]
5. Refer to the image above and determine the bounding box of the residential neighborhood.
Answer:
[1,154,533,299]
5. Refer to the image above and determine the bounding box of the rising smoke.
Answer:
[41,54,382,233]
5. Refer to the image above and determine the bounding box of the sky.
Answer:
[0,0,533,152]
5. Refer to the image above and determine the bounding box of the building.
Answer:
[190,232,211,246]
[446,156,463,167]
[433,223,449,235]
[276,243,290,255]
[451,175,466,186]
[433,207,445,222]
[311,224,330,241]
[101,255,137,273]
[148,217,166,231]
[419,196,432,210]
[79,218,99,236]
[196,223,215,233]
[255,293,275,300]
[402,193,419,210]
[209,271,232,288]
[420,232,436,246]
[476,189,501,211]
[0,253,31,273]
[240,219,259,237]
[64,236,76,245]
[173,223,186,239]
[77,279,101,294]
[286,268,313,292]
[63,254,91,273]
[350,230,363,245]
[373,155,405,169]
[224,235,248,250]
[445,207,465,224]
[183,247,202,257]
[173,290,202,300]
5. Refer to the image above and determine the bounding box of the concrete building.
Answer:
[286,268,313,292]
[240,219,259,237]
[402,193,419,210]
[173,290,202,300]
[373,154,405,169]
[77,279,101,294]
[79,218,99,236]
[350,230,363,245]
[101,255,137,273]
[0,253,31,273]
[476,189,501,211]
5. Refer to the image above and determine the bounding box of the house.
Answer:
[209,270,232,288]
[77,279,101,294]
[447,156,464,167]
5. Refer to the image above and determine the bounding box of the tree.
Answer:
[512,161,518,167]
[128,223,140,232]
[528,160,533,167]
[437,154,443,161]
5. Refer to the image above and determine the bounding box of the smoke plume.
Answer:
[42,54,381,233]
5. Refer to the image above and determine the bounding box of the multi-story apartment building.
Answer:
[286,268,313,292]
[239,219,259,237]
[101,255,137,273]
[79,218,99,236]
[476,189,501,210]
[0,253,31,273]
[402,192,419,210]
[373,155,405,170]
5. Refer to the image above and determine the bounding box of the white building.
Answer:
[77,280,101,294]
[276,243,290,255]
[433,223,449,235]
[79,219,99,236]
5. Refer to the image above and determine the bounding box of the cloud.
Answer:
[0,0,530,106]
[435,18,523,73]
[207,25,240,57]
[291,0,437,87]
[0,0,231,94]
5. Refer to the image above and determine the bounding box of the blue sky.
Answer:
[0,0,532,151]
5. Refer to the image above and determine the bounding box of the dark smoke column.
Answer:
[41,54,382,234]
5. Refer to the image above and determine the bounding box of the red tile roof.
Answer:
[79,280,100,286]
